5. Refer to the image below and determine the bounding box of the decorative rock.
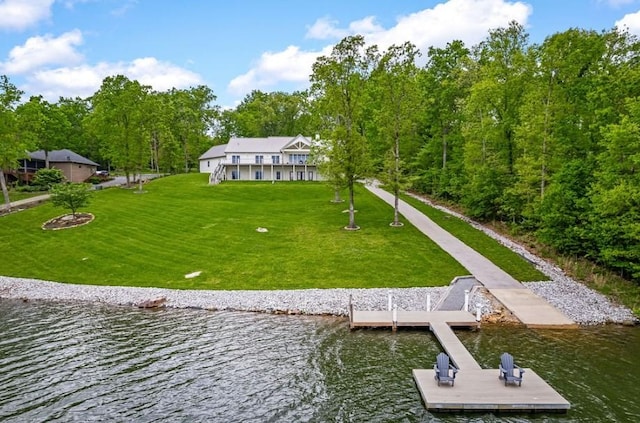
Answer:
[137,297,167,308]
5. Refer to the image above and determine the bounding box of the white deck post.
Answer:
[464,290,469,312]
[476,303,482,321]
[388,291,393,311]
[427,294,431,312]
[392,303,398,331]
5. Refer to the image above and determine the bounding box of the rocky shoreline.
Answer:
[0,274,636,325]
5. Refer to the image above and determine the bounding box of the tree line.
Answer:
[1,21,639,282]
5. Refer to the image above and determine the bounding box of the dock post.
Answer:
[464,290,469,312]
[427,294,431,312]
[392,304,398,331]
[476,303,481,322]
[388,291,392,311]
[349,294,353,329]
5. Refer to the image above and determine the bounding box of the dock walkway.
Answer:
[364,183,576,328]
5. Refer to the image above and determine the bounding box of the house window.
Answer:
[272,155,280,164]
[297,171,305,181]
[207,161,210,167]
[276,171,281,180]
[232,155,240,164]
[308,171,313,181]
[289,154,308,164]
[255,155,264,164]
[232,170,240,180]
[289,171,294,181]
[255,170,263,180]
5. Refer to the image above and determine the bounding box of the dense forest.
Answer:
[1,22,639,282]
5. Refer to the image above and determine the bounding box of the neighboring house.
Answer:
[13,149,100,183]
[199,135,323,183]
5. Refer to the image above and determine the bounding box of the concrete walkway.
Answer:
[365,183,576,328]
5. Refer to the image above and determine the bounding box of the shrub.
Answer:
[50,183,92,217]
[33,168,65,189]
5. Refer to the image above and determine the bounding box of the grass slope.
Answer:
[0,174,471,290]
[399,193,546,282]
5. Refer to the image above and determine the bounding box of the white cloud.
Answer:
[228,45,332,96]
[0,0,54,30]
[1,30,84,74]
[230,0,532,99]
[306,15,383,40]
[306,17,348,40]
[599,0,637,7]
[616,10,640,35]
[23,57,203,101]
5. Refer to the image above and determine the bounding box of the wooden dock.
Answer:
[349,307,570,413]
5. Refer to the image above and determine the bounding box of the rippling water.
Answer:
[1,300,639,422]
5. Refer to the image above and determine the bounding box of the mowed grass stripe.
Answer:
[0,174,466,289]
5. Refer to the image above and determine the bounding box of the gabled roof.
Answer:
[224,135,314,154]
[29,149,99,166]
[199,144,228,160]
[282,134,313,151]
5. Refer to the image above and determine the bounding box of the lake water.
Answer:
[1,299,639,422]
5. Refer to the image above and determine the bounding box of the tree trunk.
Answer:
[0,169,11,211]
[392,136,401,226]
[333,189,342,203]
[347,180,357,229]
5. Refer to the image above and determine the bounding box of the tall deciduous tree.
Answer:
[370,42,421,226]
[310,35,375,230]
[0,75,28,210]
[87,75,150,186]
[167,86,217,173]
[462,21,532,219]
[16,96,70,168]
[415,40,470,199]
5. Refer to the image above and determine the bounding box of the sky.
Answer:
[1,0,640,108]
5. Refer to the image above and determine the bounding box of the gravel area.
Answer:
[0,194,636,326]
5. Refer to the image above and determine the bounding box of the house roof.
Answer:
[198,144,228,160]
[223,135,314,154]
[29,149,99,167]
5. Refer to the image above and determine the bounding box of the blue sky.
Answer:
[1,0,640,108]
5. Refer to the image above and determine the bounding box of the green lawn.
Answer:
[0,174,476,290]
[399,193,546,281]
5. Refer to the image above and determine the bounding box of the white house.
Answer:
[199,135,323,183]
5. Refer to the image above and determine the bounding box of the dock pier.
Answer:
[349,302,570,413]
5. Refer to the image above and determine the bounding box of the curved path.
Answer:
[365,182,576,328]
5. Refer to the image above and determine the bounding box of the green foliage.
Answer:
[0,75,28,209]
[310,35,375,229]
[33,168,65,189]
[50,183,92,217]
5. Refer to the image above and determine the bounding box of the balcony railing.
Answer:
[224,159,314,166]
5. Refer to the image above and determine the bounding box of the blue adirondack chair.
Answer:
[434,352,458,386]
[499,352,524,386]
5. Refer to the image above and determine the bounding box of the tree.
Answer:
[369,42,421,226]
[462,21,532,219]
[166,86,217,173]
[16,96,70,168]
[415,40,470,199]
[87,75,150,186]
[50,183,92,218]
[0,75,28,210]
[227,90,313,137]
[310,35,375,229]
